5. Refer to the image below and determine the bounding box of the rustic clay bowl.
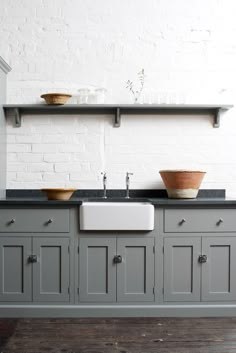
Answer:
[41,93,72,105]
[41,188,77,200]
[159,170,206,199]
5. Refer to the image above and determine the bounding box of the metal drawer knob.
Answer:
[8,219,15,225]
[113,255,122,264]
[28,255,38,263]
[198,255,207,263]
[179,218,186,225]
[47,219,53,224]
[217,218,224,225]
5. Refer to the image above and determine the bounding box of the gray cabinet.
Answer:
[164,236,236,302]
[79,237,116,302]
[33,237,70,302]
[0,209,70,233]
[0,237,31,302]
[79,237,155,303]
[164,237,201,302]
[0,236,70,303]
[201,237,236,301]
[164,209,236,233]
[117,238,154,302]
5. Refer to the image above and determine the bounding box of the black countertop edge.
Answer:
[1,198,236,207]
[6,189,226,199]
[1,189,236,207]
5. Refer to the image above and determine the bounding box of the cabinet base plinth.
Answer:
[0,304,236,318]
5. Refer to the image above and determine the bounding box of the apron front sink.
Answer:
[80,202,154,231]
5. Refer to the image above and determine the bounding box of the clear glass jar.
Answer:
[94,88,107,104]
[77,88,90,104]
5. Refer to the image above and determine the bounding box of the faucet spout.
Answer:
[101,172,107,199]
[125,172,133,198]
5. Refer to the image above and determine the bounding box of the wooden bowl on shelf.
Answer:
[41,188,77,200]
[40,93,72,105]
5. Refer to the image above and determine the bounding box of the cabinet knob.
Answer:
[198,255,207,263]
[28,255,38,263]
[179,218,186,225]
[47,219,53,224]
[113,255,122,264]
[217,218,224,225]
[9,219,15,225]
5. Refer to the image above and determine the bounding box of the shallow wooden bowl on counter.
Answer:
[159,170,206,199]
[41,188,77,200]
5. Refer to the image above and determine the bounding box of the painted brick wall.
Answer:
[1,0,236,194]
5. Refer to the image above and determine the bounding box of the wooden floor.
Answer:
[1,318,236,353]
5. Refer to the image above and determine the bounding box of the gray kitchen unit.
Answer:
[1,199,236,317]
[0,58,11,199]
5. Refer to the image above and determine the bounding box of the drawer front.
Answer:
[164,209,236,233]
[0,209,70,233]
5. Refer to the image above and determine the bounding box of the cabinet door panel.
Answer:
[117,238,154,302]
[79,238,116,302]
[0,237,31,301]
[33,237,70,302]
[202,237,236,301]
[164,237,201,302]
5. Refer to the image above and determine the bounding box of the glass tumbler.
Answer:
[77,89,90,104]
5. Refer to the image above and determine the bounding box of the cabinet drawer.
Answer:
[0,209,70,233]
[164,209,236,233]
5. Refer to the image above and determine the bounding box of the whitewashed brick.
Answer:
[7,144,31,153]
[70,172,98,181]
[15,135,42,143]
[43,173,69,182]
[32,144,60,153]
[3,0,236,195]
[43,154,71,162]
[17,153,43,163]
[54,162,90,173]
[17,172,42,182]
[28,163,54,172]
[60,144,85,153]
[8,164,27,172]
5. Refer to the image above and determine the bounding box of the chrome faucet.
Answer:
[125,172,133,198]
[101,172,107,199]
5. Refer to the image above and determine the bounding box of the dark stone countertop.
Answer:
[0,189,236,207]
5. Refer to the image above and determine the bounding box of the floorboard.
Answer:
[1,318,236,353]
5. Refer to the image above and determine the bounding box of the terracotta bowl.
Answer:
[41,188,77,201]
[41,93,72,105]
[159,170,206,199]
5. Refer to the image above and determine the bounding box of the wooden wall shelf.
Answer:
[3,104,233,128]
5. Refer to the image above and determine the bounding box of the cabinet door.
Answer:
[202,237,236,301]
[117,237,154,302]
[79,237,116,302]
[33,237,70,302]
[164,237,201,302]
[0,237,31,301]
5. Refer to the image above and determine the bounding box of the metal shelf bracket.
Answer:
[6,108,21,127]
[213,108,222,128]
[114,108,121,127]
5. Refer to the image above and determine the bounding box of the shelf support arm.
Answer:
[213,108,222,128]
[14,108,21,127]
[114,108,121,127]
[5,108,21,127]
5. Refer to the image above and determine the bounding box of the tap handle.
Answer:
[101,172,107,186]
[126,172,134,177]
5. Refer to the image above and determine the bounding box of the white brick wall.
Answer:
[1,0,236,195]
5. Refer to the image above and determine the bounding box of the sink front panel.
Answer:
[79,202,154,231]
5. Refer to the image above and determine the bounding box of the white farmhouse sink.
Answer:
[80,202,154,231]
